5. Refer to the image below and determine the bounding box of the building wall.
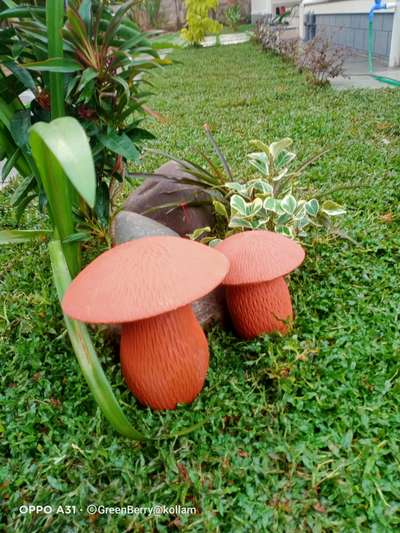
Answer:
[303,0,373,14]
[314,13,393,57]
[251,0,272,21]
[158,0,184,30]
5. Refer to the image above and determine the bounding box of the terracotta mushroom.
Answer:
[62,236,229,410]
[216,231,305,340]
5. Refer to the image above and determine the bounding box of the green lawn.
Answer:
[1,43,400,532]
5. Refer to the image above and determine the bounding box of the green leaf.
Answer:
[255,218,270,228]
[94,182,110,228]
[3,61,36,92]
[203,124,233,180]
[47,0,66,119]
[225,182,248,195]
[247,197,263,216]
[1,148,20,181]
[22,58,82,73]
[189,226,211,240]
[79,0,93,27]
[248,151,269,175]
[10,175,36,206]
[10,109,31,148]
[263,197,281,213]
[15,193,36,224]
[208,238,222,247]
[98,131,140,161]
[247,179,273,195]
[229,216,253,229]
[321,200,346,216]
[77,68,98,92]
[213,200,228,220]
[0,229,52,244]
[62,232,91,244]
[0,6,45,20]
[49,240,145,440]
[277,212,292,225]
[103,0,137,50]
[281,194,297,215]
[294,216,310,229]
[305,199,320,217]
[276,225,293,237]
[269,138,292,160]
[275,149,296,169]
[230,194,247,216]
[29,118,96,208]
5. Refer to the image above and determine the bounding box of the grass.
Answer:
[1,43,400,531]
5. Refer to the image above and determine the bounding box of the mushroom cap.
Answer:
[216,230,305,286]
[62,236,229,324]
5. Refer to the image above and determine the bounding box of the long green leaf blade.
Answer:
[49,240,145,440]
[47,0,66,118]
[29,118,96,208]
[0,7,45,20]
[0,229,52,244]
[29,123,79,276]
[22,58,82,73]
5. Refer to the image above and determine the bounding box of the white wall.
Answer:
[252,0,273,15]
[303,0,392,15]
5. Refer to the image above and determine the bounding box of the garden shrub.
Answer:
[297,34,348,85]
[255,20,346,85]
[225,4,241,31]
[181,0,223,45]
[255,21,299,61]
[0,0,167,228]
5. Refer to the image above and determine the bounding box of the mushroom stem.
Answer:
[225,277,293,340]
[120,305,209,410]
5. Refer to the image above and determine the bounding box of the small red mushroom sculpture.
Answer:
[216,231,305,340]
[62,236,229,410]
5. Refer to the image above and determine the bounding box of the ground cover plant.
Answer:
[147,130,346,241]
[1,42,400,531]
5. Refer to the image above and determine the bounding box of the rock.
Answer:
[192,287,228,331]
[123,161,215,237]
[110,202,226,333]
[112,211,178,245]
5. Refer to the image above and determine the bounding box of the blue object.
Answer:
[368,0,387,21]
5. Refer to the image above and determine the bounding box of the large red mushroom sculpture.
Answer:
[62,236,229,410]
[216,231,305,340]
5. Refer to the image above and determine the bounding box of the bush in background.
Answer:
[255,20,347,85]
[181,0,223,45]
[225,4,241,31]
[297,34,348,85]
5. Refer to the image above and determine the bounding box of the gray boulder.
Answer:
[123,160,215,236]
[112,211,178,245]
[109,210,226,331]
[192,286,227,331]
